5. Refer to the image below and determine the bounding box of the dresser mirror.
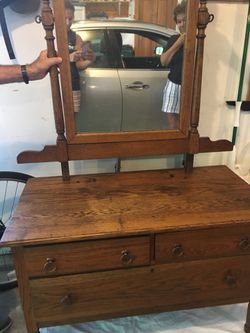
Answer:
[70,7,188,134]
[74,26,183,134]
[17,0,233,179]
[53,0,197,143]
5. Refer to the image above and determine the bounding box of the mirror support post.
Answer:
[185,0,214,172]
[41,0,70,180]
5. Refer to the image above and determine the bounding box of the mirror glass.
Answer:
[64,0,188,134]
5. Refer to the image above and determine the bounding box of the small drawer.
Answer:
[24,236,150,277]
[155,225,250,263]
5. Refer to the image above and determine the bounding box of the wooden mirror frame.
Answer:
[17,0,233,179]
[56,0,196,144]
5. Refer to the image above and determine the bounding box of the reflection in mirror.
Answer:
[160,0,186,130]
[65,0,96,115]
[65,0,187,134]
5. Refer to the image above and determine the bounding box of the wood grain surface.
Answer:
[1,166,250,247]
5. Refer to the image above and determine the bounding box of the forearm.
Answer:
[160,34,185,67]
[0,65,23,84]
[0,63,47,84]
[0,50,62,85]
[160,43,181,67]
[160,49,176,67]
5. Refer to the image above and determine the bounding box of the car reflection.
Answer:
[72,19,179,133]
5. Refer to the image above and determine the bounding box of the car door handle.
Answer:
[126,81,149,90]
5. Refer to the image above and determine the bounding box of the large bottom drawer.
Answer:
[30,255,250,327]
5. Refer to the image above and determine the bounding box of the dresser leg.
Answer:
[245,303,250,333]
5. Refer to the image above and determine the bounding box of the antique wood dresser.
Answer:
[1,0,250,332]
[1,165,250,332]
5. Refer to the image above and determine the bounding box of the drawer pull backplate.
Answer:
[172,244,184,257]
[43,257,57,273]
[121,249,135,266]
[239,237,250,251]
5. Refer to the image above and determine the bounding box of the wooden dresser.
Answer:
[1,165,250,332]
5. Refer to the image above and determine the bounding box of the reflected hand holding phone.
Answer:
[81,41,91,60]
[69,49,82,62]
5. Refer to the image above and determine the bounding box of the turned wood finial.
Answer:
[197,0,214,36]
[41,1,56,57]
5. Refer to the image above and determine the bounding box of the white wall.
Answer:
[196,2,250,184]
[0,5,117,177]
[0,2,250,183]
[0,5,60,177]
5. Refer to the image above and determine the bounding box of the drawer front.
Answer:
[24,236,150,277]
[30,255,250,326]
[155,225,250,263]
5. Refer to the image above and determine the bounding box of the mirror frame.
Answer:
[53,0,198,144]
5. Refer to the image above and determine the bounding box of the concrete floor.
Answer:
[0,251,28,333]
[1,288,27,333]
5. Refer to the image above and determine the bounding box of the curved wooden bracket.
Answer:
[17,146,57,163]
[199,137,233,153]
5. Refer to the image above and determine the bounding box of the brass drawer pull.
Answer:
[224,273,237,286]
[239,237,250,251]
[121,249,135,266]
[60,294,72,306]
[43,257,57,273]
[172,244,184,257]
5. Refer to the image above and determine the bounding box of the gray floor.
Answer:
[8,293,27,333]
[0,287,27,333]
[0,251,28,333]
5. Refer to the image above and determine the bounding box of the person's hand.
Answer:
[27,50,62,81]
[69,49,95,63]
[69,50,82,62]
[83,48,96,63]
[176,33,186,47]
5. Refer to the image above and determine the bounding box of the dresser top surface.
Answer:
[1,166,250,247]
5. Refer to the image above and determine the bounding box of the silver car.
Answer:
[72,20,177,133]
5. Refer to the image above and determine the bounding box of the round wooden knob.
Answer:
[239,237,250,251]
[172,244,184,257]
[225,273,237,286]
[60,294,72,306]
[43,257,57,273]
[120,249,134,266]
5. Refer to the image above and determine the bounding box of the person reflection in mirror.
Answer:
[65,0,96,113]
[160,0,186,129]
